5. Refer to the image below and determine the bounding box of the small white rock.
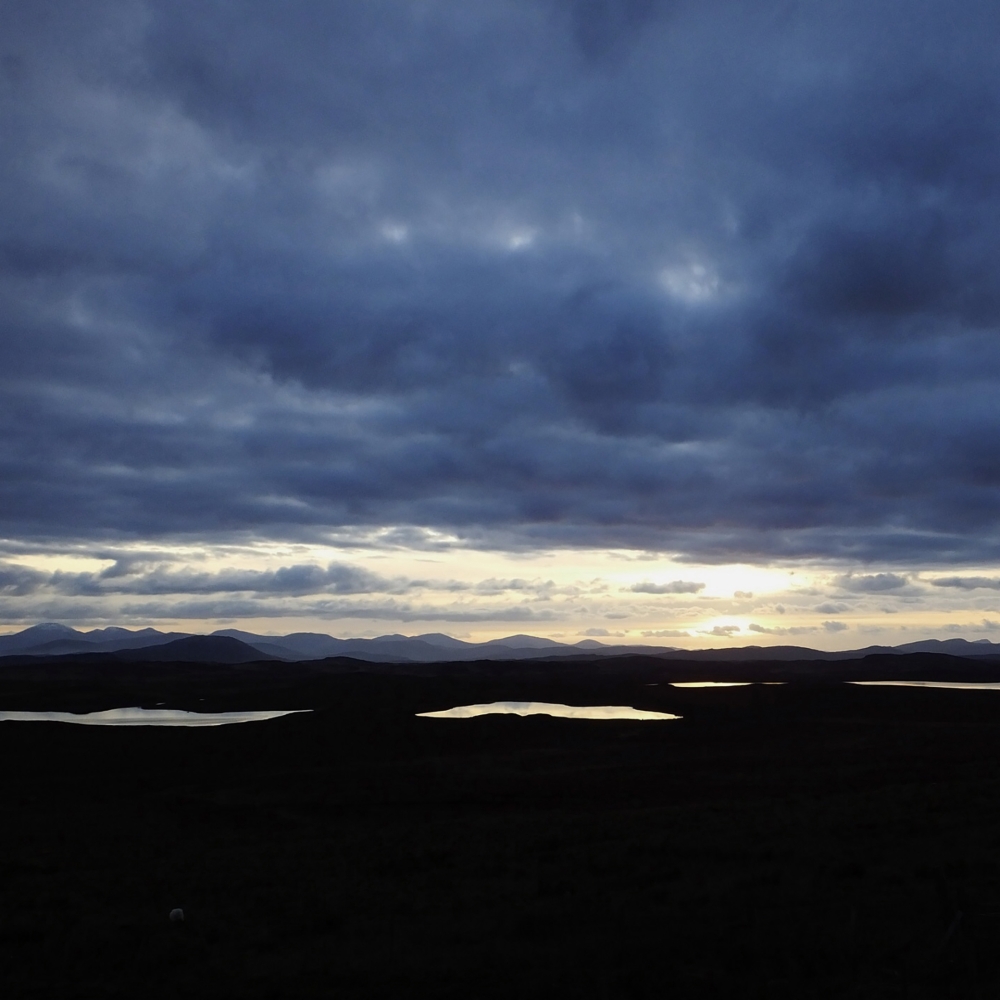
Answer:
[169,908,185,922]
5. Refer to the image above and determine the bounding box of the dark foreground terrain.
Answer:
[3,654,1000,998]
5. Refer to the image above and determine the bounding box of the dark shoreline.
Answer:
[3,653,1000,997]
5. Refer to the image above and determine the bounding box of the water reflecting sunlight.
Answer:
[670,682,752,688]
[417,702,681,721]
[0,707,311,726]
[849,681,1000,691]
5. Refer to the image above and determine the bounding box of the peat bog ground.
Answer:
[2,653,1000,998]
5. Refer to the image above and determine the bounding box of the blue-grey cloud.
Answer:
[3,1,1000,569]
[115,598,563,624]
[0,557,600,614]
[629,580,705,594]
[8,561,403,598]
[702,625,739,637]
[834,574,910,593]
[0,564,48,596]
[748,623,819,637]
[813,602,851,615]
[931,576,1000,590]
[943,619,1000,633]
[0,558,482,600]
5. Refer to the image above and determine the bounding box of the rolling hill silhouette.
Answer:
[2,624,1000,665]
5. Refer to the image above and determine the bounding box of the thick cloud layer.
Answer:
[4,0,1000,563]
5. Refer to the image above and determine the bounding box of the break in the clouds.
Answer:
[3,1,1000,641]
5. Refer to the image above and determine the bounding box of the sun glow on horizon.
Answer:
[1,538,999,650]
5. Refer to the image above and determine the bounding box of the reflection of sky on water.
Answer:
[671,682,752,688]
[849,681,1000,691]
[670,682,786,688]
[417,702,680,721]
[0,708,310,726]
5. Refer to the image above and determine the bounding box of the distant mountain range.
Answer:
[2,622,1000,664]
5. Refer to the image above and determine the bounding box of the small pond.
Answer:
[670,682,752,688]
[670,682,787,687]
[849,681,1000,691]
[0,707,311,726]
[417,701,680,721]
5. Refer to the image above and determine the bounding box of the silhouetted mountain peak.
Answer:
[482,634,566,649]
[0,622,85,654]
[118,635,277,663]
[411,633,473,649]
[21,622,78,637]
[88,626,164,638]
[6,623,1000,666]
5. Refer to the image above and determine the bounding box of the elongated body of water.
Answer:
[849,681,1000,691]
[670,682,751,688]
[417,701,680,721]
[0,707,310,726]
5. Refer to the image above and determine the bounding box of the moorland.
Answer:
[2,649,1000,998]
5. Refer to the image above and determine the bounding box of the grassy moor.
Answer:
[3,654,1000,998]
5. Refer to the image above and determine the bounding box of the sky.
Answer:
[3,0,1000,647]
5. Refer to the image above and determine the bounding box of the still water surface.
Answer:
[0,707,310,726]
[670,682,752,688]
[849,681,1000,691]
[417,701,680,721]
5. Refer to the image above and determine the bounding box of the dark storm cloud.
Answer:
[4,1,1000,564]
[0,564,47,596]
[568,0,668,64]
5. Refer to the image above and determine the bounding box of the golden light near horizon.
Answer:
[11,553,118,575]
[616,563,801,599]
[5,534,1000,651]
